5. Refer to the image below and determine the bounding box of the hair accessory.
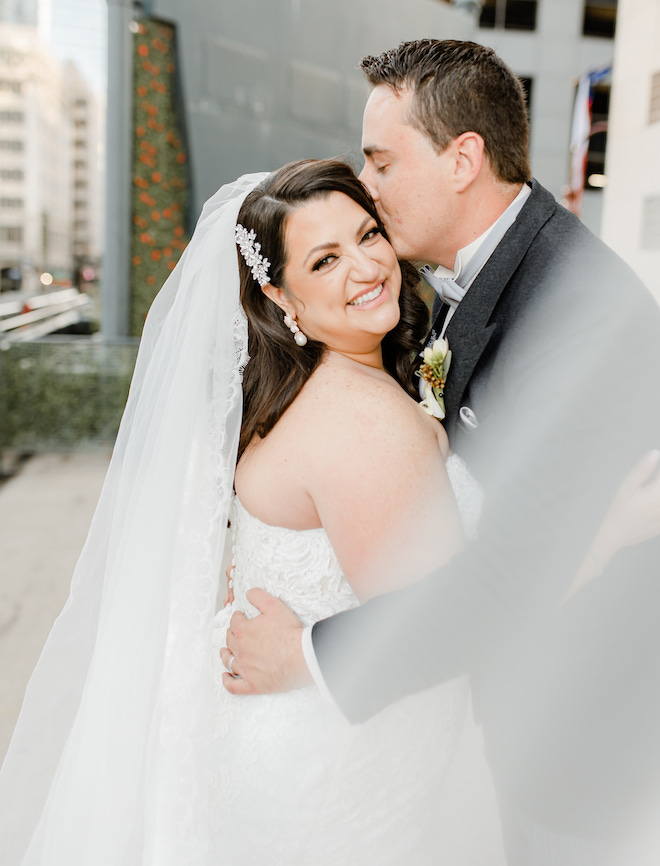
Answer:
[235,224,271,287]
[283,313,308,346]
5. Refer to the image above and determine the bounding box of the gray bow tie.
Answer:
[418,267,466,310]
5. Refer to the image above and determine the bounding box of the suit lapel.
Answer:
[439,180,557,425]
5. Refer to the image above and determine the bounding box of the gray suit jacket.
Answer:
[312,180,660,840]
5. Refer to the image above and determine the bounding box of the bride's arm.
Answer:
[564,449,660,601]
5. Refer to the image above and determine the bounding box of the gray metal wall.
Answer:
[150,0,473,214]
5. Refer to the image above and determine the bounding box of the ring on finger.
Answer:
[227,654,241,678]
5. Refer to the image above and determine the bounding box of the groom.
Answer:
[223,40,660,862]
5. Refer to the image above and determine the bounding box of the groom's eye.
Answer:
[361,227,381,243]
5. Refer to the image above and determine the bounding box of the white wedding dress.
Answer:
[0,176,486,866]
[210,454,482,865]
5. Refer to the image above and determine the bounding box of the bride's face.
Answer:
[264,191,402,363]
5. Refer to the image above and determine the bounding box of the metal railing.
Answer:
[0,289,92,342]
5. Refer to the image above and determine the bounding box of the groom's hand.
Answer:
[221,588,312,694]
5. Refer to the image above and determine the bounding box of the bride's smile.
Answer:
[347,281,385,307]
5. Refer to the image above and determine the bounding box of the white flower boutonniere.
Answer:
[417,337,452,420]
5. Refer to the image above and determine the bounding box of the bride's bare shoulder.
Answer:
[284,355,453,530]
[291,353,444,454]
[296,354,407,416]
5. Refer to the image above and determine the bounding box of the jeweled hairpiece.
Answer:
[235,224,271,287]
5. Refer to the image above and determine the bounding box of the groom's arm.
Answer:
[313,255,660,723]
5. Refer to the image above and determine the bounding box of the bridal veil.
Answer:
[0,172,266,865]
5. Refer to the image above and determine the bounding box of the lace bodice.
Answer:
[230,453,482,620]
[228,498,358,626]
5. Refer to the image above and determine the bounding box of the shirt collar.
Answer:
[433,183,532,284]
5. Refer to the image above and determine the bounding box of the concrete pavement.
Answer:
[0,451,111,759]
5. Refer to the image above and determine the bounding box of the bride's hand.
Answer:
[220,588,312,694]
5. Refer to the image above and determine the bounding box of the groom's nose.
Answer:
[358,163,378,203]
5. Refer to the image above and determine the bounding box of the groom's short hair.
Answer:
[360,39,531,185]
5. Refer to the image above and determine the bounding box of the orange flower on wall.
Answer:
[129,17,191,337]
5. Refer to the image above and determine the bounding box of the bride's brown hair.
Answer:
[236,158,429,460]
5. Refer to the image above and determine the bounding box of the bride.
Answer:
[209,158,475,863]
[0,158,657,865]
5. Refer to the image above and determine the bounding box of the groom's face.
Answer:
[359,85,457,267]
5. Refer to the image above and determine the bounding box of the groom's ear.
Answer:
[452,131,485,192]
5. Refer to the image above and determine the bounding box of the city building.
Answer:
[63,61,104,283]
[0,21,102,293]
[601,0,660,301]
[473,0,617,234]
[0,22,70,292]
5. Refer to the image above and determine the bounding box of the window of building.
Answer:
[74,139,87,149]
[0,50,24,66]
[0,226,24,243]
[0,169,23,180]
[0,198,23,208]
[0,80,22,94]
[585,84,609,188]
[74,119,87,129]
[74,179,88,190]
[479,0,537,31]
[582,1,617,38]
[74,159,87,170]
[641,195,660,249]
[74,200,87,210]
[0,110,24,123]
[649,72,660,124]
[0,140,23,151]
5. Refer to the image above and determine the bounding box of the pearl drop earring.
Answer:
[283,313,308,347]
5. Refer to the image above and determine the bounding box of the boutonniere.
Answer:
[417,337,452,420]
